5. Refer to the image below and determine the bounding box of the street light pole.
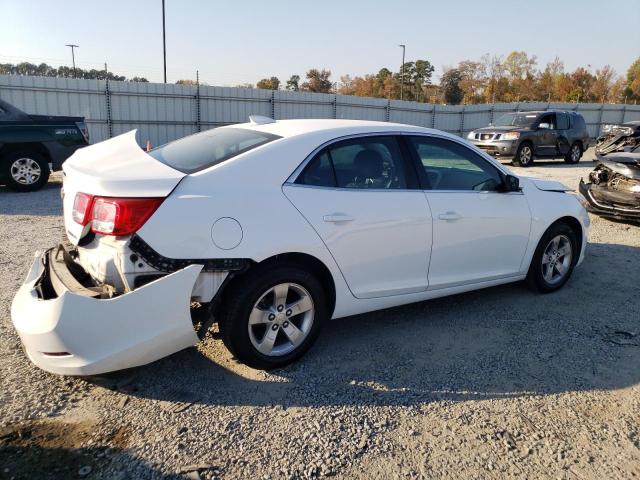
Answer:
[398,44,405,101]
[162,0,167,83]
[65,44,79,78]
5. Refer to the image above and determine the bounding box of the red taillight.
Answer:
[90,197,164,236]
[72,192,94,225]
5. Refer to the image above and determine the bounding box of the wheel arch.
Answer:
[214,251,337,320]
[552,215,583,253]
[0,142,52,162]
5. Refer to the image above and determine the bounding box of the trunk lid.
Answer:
[62,130,185,244]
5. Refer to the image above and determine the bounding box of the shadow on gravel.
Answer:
[0,418,173,480]
[0,182,62,216]
[109,241,640,409]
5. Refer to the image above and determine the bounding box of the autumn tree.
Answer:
[256,76,280,90]
[441,68,463,104]
[624,58,640,101]
[301,69,332,93]
[286,75,300,91]
[591,65,617,103]
[457,60,485,103]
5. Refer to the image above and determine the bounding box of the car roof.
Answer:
[224,118,438,139]
[502,110,580,115]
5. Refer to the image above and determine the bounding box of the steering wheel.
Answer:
[383,161,397,188]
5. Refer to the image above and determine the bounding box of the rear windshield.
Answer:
[149,127,281,173]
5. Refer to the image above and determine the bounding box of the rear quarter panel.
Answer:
[137,134,356,317]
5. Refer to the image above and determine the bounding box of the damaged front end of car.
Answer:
[595,122,640,156]
[579,147,640,222]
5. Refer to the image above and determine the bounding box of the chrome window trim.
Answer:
[283,183,427,194]
[285,130,515,188]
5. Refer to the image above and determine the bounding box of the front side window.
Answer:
[297,136,410,189]
[409,136,503,191]
[149,127,281,173]
[537,113,556,130]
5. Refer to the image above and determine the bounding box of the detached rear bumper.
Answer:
[579,180,640,221]
[11,248,201,376]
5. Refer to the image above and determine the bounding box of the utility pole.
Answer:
[65,44,79,77]
[398,44,406,101]
[162,0,167,83]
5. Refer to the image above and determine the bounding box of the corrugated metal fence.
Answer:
[2,74,639,147]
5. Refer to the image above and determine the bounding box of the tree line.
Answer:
[252,53,640,105]
[2,54,639,105]
[0,62,149,82]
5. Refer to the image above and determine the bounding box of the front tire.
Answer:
[527,222,578,293]
[2,151,50,192]
[564,142,582,164]
[512,142,534,167]
[218,264,328,369]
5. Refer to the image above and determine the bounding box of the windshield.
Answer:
[493,113,538,127]
[149,127,281,173]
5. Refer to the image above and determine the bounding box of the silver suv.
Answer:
[467,110,590,167]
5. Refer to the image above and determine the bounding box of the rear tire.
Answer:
[527,222,578,293]
[218,264,328,370]
[564,142,582,164]
[2,151,50,192]
[512,142,534,167]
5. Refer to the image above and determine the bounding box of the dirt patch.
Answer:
[0,419,130,480]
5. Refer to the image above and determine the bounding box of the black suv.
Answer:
[467,110,590,167]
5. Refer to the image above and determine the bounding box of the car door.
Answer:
[535,113,557,156]
[283,135,433,299]
[406,135,531,289]
[555,112,571,155]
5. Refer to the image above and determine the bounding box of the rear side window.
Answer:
[556,113,568,130]
[149,127,281,173]
[297,136,412,190]
[572,114,586,130]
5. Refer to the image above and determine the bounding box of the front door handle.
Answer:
[438,211,462,221]
[323,213,354,223]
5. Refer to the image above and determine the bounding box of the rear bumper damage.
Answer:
[579,180,640,221]
[11,248,202,376]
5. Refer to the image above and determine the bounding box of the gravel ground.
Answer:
[1,148,639,480]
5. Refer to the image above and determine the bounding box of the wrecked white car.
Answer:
[12,118,589,375]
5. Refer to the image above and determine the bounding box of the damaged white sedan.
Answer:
[12,117,589,375]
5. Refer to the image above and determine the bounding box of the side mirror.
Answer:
[503,174,520,192]
[538,122,550,130]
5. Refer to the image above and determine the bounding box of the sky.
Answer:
[1,0,639,86]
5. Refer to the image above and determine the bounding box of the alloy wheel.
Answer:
[519,145,532,165]
[248,282,315,357]
[571,145,580,162]
[541,234,573,285]
[10,157,42,185]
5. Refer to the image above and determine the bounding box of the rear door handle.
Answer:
[438,211,462,221]
[323,213,354,223]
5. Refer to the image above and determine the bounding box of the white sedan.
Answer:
[11,117,589,375]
